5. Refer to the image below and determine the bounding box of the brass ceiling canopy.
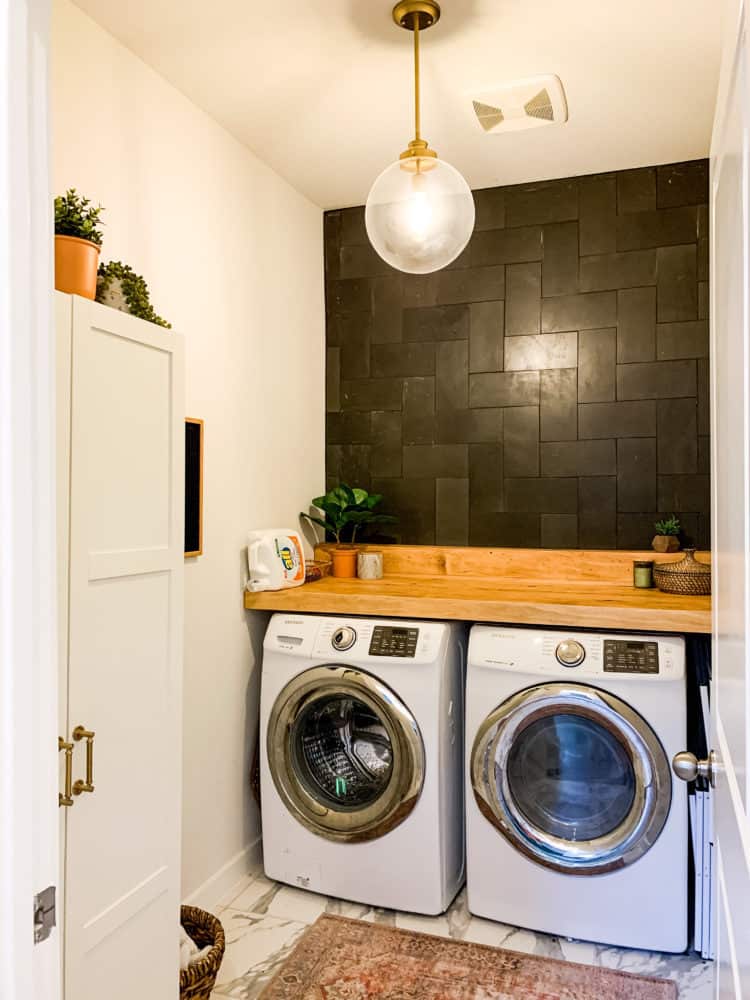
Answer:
[392,0,441,31]
[391,1,441,161]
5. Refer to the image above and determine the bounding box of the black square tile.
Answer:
[436,478,469,545]
[540,369,577,441]
[657,245,697,322]
[543,222,579,297]
[578,328,616,403]
[504,406,540,477]
[404,304,470,342]
[506,262,541,336]
[617,287,656,363]
[541,514,579,548]
[617,438,657,512]
[469,301,504,372]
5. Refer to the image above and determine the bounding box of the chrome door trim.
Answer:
[267,665,425,843]
[471,683,672,875]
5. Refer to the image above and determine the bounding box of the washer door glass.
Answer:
[506,714,636,842]
[268,666,425,843]
[293,694,393,809]
[471,683,672,875]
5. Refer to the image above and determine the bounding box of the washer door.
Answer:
[267,666,425,842]
[471,683,672,875]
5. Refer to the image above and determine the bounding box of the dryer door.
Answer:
[471,683,672,875]
[267,666,425,842]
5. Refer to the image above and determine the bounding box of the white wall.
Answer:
[51,0,325,900]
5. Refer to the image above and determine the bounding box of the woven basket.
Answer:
[653,548,711,596]
[180,906,225,1000]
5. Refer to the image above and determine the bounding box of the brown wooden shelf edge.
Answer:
[243,546,712,634]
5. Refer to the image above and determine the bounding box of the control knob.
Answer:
[331,626,357,652]
[555,639,586,667]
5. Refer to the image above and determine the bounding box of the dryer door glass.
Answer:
[267,666,425,843]
[506,713,636,841]
[293,694,393,809]
[471,683,672,875]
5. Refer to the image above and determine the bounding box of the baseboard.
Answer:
[182,836,262,912]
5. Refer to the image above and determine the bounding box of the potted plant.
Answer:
[97,261,171,328]
[300,484,397,578]
[652,514,681,553]
[54,189,104,299]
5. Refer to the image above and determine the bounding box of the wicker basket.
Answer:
[180,906,226,1000]
[653,548,711,596]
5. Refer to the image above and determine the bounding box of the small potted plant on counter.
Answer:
[301,484,397,578]
[652,514,681,553]
[54,189,104,299]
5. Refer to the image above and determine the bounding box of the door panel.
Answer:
[64,299,184,1000]
[711,0,750,993]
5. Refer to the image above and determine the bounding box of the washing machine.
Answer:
[465,625,688,952]
[260,613,466,914]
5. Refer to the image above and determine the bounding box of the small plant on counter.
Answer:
[54,189,104,299]
[653,514,681,553]
[96,261,171,329]
[55,189,104,245]
[300,484,397,545]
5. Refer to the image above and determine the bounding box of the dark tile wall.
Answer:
[325,160,710,549]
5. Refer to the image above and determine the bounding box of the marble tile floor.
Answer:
[209,867,713,1000]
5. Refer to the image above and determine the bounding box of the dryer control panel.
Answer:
[369,626,419,657]
[603,639,659,673]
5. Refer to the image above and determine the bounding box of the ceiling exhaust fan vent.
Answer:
[470,74,568,133]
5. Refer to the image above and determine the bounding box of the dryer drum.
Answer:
[267,665,426,843]
[471,683,672,876]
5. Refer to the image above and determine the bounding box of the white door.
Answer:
[62,297,184,1000]
[710,0,750,994]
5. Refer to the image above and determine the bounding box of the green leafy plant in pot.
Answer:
[653,514,681,553]
[97,261,171,328]
[54,189,104,300]
[300,484,397,578]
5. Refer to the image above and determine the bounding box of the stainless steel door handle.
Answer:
[672,750,718,787]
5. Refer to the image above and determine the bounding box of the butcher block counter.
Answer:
[243,545,712,634]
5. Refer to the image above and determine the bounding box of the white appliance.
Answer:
[260,614,466,914]
[465,625,688,953]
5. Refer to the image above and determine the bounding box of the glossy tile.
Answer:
[211,872,713,1000]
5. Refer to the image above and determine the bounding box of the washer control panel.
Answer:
[603,639,659,674]
[369,626,419,658]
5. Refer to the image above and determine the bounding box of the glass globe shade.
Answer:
[365,156,475,274]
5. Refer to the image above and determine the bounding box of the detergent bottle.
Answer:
[246,530,306,592]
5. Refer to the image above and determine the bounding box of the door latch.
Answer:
[33,886,56,944]
[672,750,718,787]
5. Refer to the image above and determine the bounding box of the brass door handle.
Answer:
[73,725,95,795]
[58,737,74,807]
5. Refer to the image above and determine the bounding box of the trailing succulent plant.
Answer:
[300,484,397,544]
[54,189,104,246]
[96,261,171,329]
[654,514,681,537]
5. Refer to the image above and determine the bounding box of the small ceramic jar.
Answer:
[633,560,654,589]
[357,550,384,580]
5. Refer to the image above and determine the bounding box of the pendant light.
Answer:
[365,1,475,275]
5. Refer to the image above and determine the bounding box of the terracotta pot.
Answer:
[652,534,680,553]
[331,546,358,578]
[54,235,100,299]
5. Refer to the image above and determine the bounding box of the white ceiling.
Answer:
[73,0,723,209]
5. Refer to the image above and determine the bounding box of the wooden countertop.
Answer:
[243,545,712,634]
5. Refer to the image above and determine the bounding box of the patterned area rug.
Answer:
[260,914,678,999]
